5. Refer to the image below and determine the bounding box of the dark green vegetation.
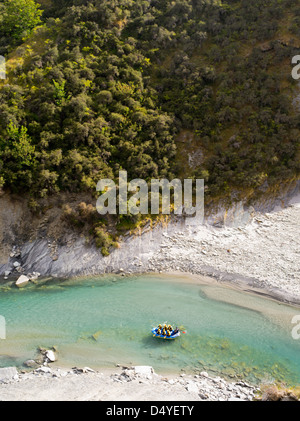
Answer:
[0,0,300,246]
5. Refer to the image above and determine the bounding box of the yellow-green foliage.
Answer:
[0,0,43,41]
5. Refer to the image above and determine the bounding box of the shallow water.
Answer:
[0,274,299,385]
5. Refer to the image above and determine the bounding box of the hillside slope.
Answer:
[0,0,299,248]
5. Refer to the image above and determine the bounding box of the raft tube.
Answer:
[152,327,181,340]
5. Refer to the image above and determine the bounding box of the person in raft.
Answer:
[155,324,175,336]
[162,325,172,336]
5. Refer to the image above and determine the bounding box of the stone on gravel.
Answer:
[82,367,95,373]
[35,366,52,374]
[186,382,199,394]
[133,366,154,376]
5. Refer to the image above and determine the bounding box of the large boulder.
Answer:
[45,350,56,362]
[15,275,29,288]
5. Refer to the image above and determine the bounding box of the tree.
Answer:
[0,122,36,189]
[0,0,43,41]
[5,122,36,168]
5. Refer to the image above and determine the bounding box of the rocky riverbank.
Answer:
[0,365,260,401]
[1,181,300,305]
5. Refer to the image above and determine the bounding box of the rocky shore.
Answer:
[0,365,259,401]
[1,185,300,305]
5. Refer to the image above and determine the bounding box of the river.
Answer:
[0,273,299,385]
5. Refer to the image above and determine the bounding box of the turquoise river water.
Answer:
[0,273,299,385]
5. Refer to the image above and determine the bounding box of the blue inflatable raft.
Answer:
[152,327,181,340]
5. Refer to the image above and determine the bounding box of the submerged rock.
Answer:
[23,359,39,369]
[91,330,102,341]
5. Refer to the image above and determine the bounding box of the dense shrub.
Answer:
[0,0,299,203]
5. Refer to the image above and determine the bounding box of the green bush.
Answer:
[0,0,42,41]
